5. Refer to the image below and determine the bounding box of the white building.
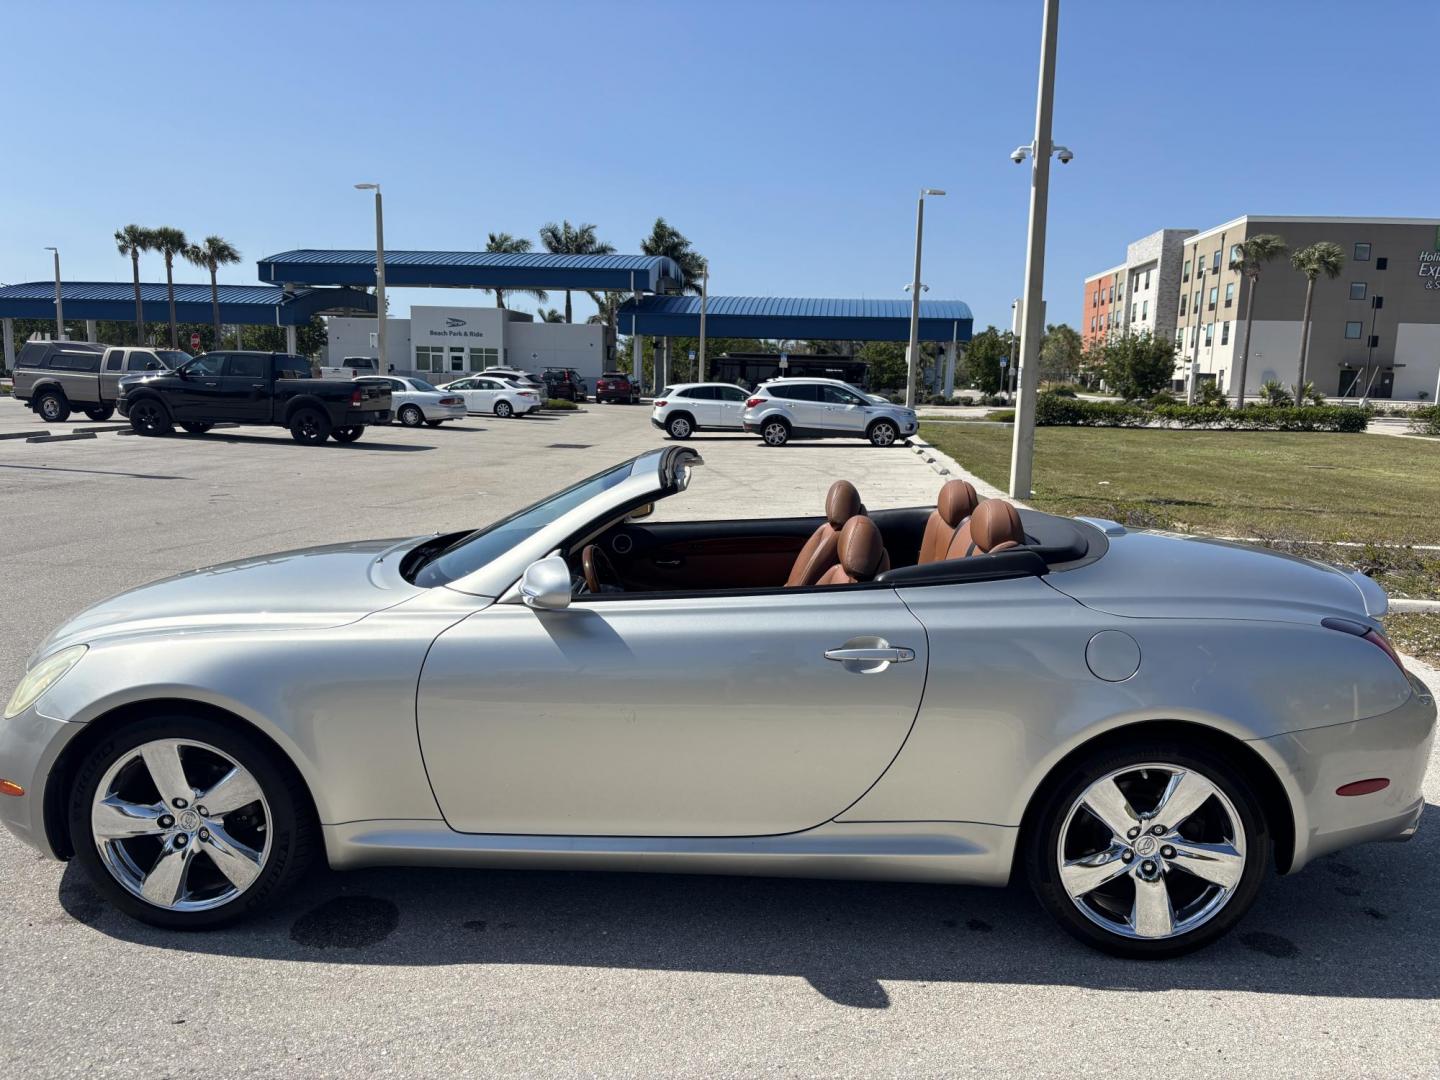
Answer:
[326,304,609,383]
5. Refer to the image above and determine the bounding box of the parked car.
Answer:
[358,376,466,427]
[13,342,188,422]
[594,371,640,404]
[477,366,545,395]
[117,351,391,445]
[541,367,587,402]
[438,374,543,418]
[742,378,919,446]
[2,452,1431,958]
[651,382,750,439]
[319,356,379,380]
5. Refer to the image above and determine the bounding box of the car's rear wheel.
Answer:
[289,408,331,445]
[1026,742,1269,959]
[36,390,71,423]
[667,414,693,439]
[67,714,316,929]
[495,400,514,419]
[761,418,790,446]
[83,405,116,422]
[128,399,172,436]
[331,426,363,443]
[398,405,424,427]
[179,422,213,435]
[869,420,899,447]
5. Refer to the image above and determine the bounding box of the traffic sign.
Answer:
[190,332,201,349]
[1000,357,1009,367]
[688,350,696,361]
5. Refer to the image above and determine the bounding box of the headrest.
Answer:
[836,516,885,579]
[825,480,863,528]
[970,499,1026,553]
[936,479,979,527]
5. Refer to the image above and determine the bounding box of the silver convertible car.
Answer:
[2,449,1433,957]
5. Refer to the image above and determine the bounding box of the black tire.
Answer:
[127,398,173,436]
[425,420,444,427]
[1025,740,1271,959]
[36,390,71,423]
[494,400,514,419]
[398,404,425,428]
[83,405,116,422]
[330,426,363,443]
[289,407,331,445]
[66,712,317,929]
[666,413,695,440]
[868,420,900,447]
[179,422,213,435]
[760,418,790,446]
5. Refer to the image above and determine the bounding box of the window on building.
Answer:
[1204,322,1214,347]
[1376,256,1388,270]
[1208,286,1218,311]
[1349,282,1367,300]
[1212,250,1221,272]
[1175,328,1184,347]
[1229,243,1243,266]
[414,345,444,372]
[1144,269,1151,289]
[1373,295,1385,310]
[1142,300,1148,320]
[1116,282,1123,299]
[467,346,499,371]
[1369,334,1380,348]
[1194,290,1201,312]
[1131,306,1137,322]
[1221,321,1230,345]
[1090,316,1096,332]
[369,332,378,348]
[1344,321,1363,339]
[1354,242,1371,261]
[1182,259,1190,282]
[1108,285,1114,303]
[1092,290,1098,307]
[1179,294,1188,316]
[1224,282,1235,307]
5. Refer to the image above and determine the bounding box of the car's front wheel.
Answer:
[67,713,316,928]
[1026,742,1269,959]
[128,399,173,436]
[868,420,900,447]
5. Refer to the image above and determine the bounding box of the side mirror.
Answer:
[626,502,655,522]
[519,555,572,610]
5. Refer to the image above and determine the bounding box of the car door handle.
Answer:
[824,646,915,663]
[250,382,265,388]
[654,557,682,567]
[202,381,218,387]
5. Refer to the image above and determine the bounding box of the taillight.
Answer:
[441,396,463,405]
[350,387,362,405]
[746,397,764,408]
[654,400,667,407]
[1321,617,1407,674]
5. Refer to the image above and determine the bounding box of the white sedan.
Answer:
[439,376,544,418]
[358,377,467,428]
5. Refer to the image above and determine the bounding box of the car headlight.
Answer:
[4,645,87,719]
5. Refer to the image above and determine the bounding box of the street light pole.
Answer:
[1008,0,1061,499]
[906,188,945,408]
[44,247,64,340]
[356,184,387,371]
[697,263,709,382]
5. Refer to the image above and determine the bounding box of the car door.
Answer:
[777,383,826,435]
[680,386,719,426]
[714,384,748,429]
[821,384,871,435]
[220,353,271,420]
[171,353,228,420]
[417,587,928,837]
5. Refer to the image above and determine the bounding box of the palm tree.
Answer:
[149,227,189,347]
[113,225,153,344]
[185,235,242,350]
[484,232,547,310]
[639,217,706,294]
[538,221,614,323]
[1289,241,1345,403]
[1228,233,1287,407]
[537,307,566,323]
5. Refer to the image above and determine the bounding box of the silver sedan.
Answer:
[1,450,1432,957]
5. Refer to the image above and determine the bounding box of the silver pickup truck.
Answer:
[14,342,189,422]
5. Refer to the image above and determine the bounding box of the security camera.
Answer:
[1010,146,1030,165]
[1055,145,1074,164]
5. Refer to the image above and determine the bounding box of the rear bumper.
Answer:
[1257,671,1436,872]
[431,404,467,420]
[346,409,392,426]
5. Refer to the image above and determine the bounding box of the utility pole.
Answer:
[355,184,387,370]
[905,188,945,408]
[697,263,709,382]
[44,247,64,340]
[1008,0,1060,499]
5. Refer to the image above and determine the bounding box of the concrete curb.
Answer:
[908,433,1018,503]
[1390,598,1440,613]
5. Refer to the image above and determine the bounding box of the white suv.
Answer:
[740,378,917,447]
[650,382,750,439]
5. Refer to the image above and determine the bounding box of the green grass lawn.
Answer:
[919,423,1440,600]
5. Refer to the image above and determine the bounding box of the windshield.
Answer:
[408,378,439,392]
[413,461,634,587]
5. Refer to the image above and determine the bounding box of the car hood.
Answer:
[1045,524,1383,623]
[34,538,428,659]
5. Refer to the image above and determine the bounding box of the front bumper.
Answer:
[1257,671,1436,873]
[0,705,82,860]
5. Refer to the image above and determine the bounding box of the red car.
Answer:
[594,371,641,404]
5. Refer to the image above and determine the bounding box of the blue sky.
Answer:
[2,0,1436,330]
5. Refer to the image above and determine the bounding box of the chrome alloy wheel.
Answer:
[1057,762,1245,941]
[90,738,272,912]
[762,420,789,446]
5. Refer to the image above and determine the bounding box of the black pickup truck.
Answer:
[117,351,392,445]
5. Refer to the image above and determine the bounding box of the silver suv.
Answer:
[740,378,917,447]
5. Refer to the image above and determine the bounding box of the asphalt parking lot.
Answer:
[2,396,1438,1078]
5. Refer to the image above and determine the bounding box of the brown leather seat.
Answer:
[785,480,864,587]
[815,516,889,585]
[918,479,979,564]
[945,499,1026,558]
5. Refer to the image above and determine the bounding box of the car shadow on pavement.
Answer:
[184,433,435,452]
[58,803,1440,1009]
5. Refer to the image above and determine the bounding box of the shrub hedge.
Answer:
[1411,404,1440,436]
[1033,393,1371,432]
